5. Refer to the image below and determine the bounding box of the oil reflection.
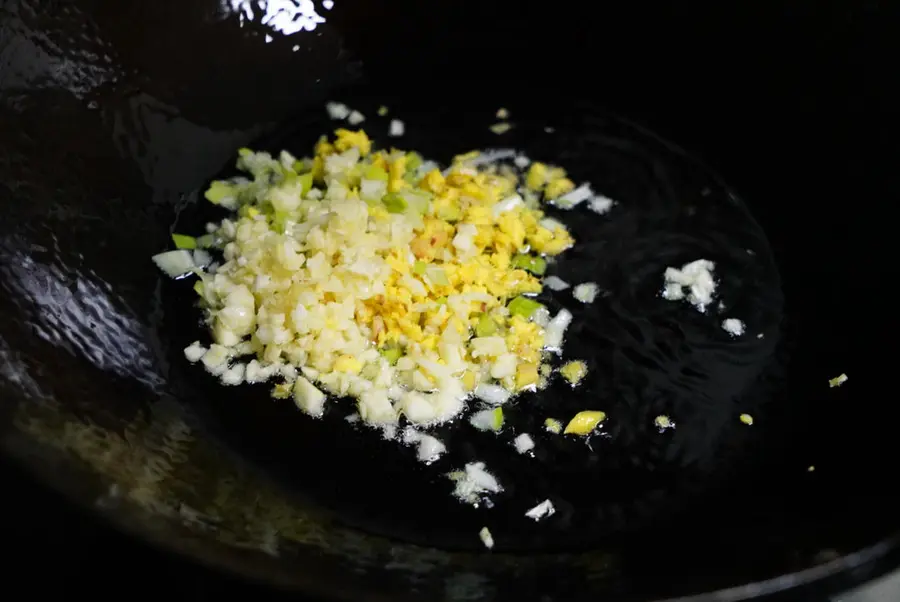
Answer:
[109,91,263,196]
[0,245,165,391]
[0,4,119,101]
[224,0,327,35]
[0,335,46,401]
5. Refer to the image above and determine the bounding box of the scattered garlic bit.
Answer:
[564,410,606,435]
[184,341,206,363]
[495,107,509,120]
[377,105,389,116]
[293,377,326,417]
[389,119,405,137]
[514,155,530,169]
[573,282,599,303]
[479,526,494,549]
[474,384,511,406]
[739,413,754,426]
[661,259,717,312]
[221,363,245,385]
[544,417,562,433]
[829,373,848,388]
[559,360,588,386]
[552,183,593,209]
[193,248,212,268]
[532,307,551,328]
[470,407,504,431]
[543,275,570,291]
[402,428,446,463]
[347,110,365,125]
[525,499,556,521]
[514,433,535,453]
[163,131,580,430]
[448,462,502,506]
[543,309,573,350]
[808,465,816,472]
[326,102,350,120]
[654,414,674,430]
[245,360,277,383]
[344,413,359,423]
[544,126,555,133]
[382,424,397,440]
[152,250,196,278]
[489,122,512,135]
[201,344,230,376]
[722,318,746,337]
[588,195,615,215]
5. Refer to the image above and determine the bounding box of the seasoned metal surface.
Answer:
[1,1,896,601]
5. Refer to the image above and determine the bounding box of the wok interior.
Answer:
[168,97,787,553]
[0,1,893,600]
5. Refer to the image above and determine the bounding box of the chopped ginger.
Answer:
[564,411,606,435]
[559,360,587,385]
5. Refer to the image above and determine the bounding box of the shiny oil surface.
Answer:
[0,1,896,601]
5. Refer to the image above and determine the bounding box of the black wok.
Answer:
[0,1,896,600]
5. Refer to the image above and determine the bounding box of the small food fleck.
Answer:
[588,195,615,215]
[171,233,197,249]
[661,259,717,312]
[470,407,504,432]
[654,414,674,430]
[543,275,570,291]
[401,428,446,463]
[479,526,494,549]
[325,101,350,120]
[565,410,606,435]
[448,462,502,506]
[377,105,389,116]
[514,433,535,453]
[151,250,196,278]
[495,107,509,119]
[184,341,206,363]
[722,318,746,337]
[828,373,848,388]
[544,418,562,434]
[524,499,556,521]
[808,465,816,472]
[739,413,754,426]
[489,122,512,135]
[544,177,575,200]
[507,296,545,319]
[559,360,588,386]
[347,110,365,125]
[573,282,599,303]
[220,362,245,386]
[389,119,405,137]
[552,183,593,209]
[511,254,547,276]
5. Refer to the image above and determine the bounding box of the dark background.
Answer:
[1,0,897,599]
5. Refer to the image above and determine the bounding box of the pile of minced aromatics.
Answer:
[154,127,611,438]
[151,109,778,547]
